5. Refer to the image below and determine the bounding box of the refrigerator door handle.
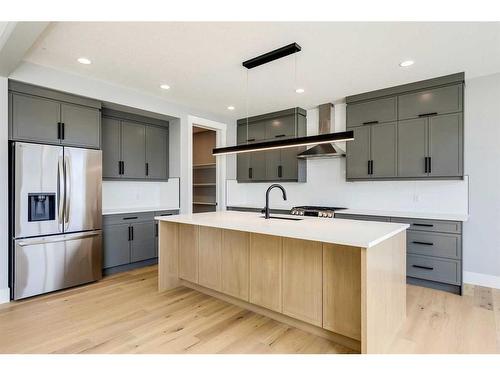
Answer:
[64,155,71,229]
[57,156,65,227]
[16,230,102,246]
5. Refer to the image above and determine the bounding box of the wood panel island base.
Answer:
[156,211,409,354]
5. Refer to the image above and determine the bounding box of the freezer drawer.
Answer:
[14,231,102,300]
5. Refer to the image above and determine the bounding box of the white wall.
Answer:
[0,76,9,302]
[463,72,500,287]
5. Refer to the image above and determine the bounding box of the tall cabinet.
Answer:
[346,73,464,180]
[236,108,307,182]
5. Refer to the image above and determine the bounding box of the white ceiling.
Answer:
[24,22,500,119]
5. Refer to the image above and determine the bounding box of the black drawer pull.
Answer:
[145,162,149,176]
[57,122,62,139]
[128,226,132,241]
[362,120,379,125]
[155,223,158,237]
[61,123,65,140]
[418,112,438,117]
[159,213,173,216]
[130,226,134,241]
[367,160,371,175]
[428,157,432,174]
[247,138,255,142]
[123,216,138,220]
[413,223,434,227]
[412,241,434,246]
[412,264,434,271]
[249,167,253,179]
[275,134,286,138]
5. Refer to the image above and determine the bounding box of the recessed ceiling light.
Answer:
[295,88,305,94]
[77,57,91,65]
[399,60,414,67]
[160,84,170,90]
[227,106,235,111]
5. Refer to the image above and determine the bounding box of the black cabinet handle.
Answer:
[145,163,149,176]
[412,264,434,271]
[370,160,374,175]
[128,226,132,241]
[428,157,432,174]
[123,216,138,220]
[278,165,283,178]
[413,223,434,227]
[247,138,255,142]
[249,167,253,179]
[275,134,286,138]
[367,160,371,175]
[57,122,61,140]
[121,161,125,175]
[418,112,438,117]
[155,223,158,237]
[412,241,434,246]
[130,226,134,241]
[424,157,428,173]
[363,120,379,125]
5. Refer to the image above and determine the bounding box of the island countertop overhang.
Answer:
[155,211,409,248]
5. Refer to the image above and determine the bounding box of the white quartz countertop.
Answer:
[338,208,469,222]
[155,211,409,248]
[103,207,180,215]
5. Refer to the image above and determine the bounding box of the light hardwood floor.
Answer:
[0,265,499,354]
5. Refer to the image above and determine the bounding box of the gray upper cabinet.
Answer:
[145,126,168,180]
[9,81,101,149]
[102,110,169,181]
[397,118,428,178]
[236,107,307,182]
[102,117,122,178]
[346,97,397,127]
[346,74,464,180]
[398,84,463,120]
[60,103,101,148]
[428,113,463,177]
[346,126,370,179]
[11,93,60,143]
[370,122,397,178]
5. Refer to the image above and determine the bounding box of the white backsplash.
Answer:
[226,157,468,215]
[102,178,180,210]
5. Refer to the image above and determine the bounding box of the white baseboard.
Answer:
[0,287,10,304]
[464,271,500,290]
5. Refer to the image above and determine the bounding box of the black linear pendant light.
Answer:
[212,43,354,156]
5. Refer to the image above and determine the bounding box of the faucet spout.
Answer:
[264,184,288,219]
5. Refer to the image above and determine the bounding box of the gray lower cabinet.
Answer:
[236,107,307,182]
[335,212,463,295]
[9,84,101,149]
[102,112,169,181]
[103,224,131,268]
[103,210,178,274]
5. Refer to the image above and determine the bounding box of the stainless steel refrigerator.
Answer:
[11,142,102,300]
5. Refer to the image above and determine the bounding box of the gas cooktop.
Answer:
[290,206,346,218]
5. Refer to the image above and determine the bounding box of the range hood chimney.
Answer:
[297,103,346,159]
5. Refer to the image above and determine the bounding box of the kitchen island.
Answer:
[156,211,409,354]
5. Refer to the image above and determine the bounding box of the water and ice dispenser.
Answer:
[28,193,56,222]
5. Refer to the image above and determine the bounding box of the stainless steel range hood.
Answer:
[297,103,346,159]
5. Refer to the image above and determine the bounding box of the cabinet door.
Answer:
[398,84,463,120]
[370,122,397,178]
[103,224,130,268]
[248,149,267,181]
[247,121,267,142]
[237,154,251,181]
[145,126,168,180]
[282,238,323,326]
[249,233,282,312]
[11,93,60,144]
[266,150,281,180]
[237,123,248,144]
[60,103,100,148]
[428,113,463,177]
[346,126,370,179]
[221,229,249,301]
[102,117,122,178]
[130,221,156,263]
[346,97,397,127]
[397,118,428,177]
[266,114,296,139]
[179,224,199,283]
[121,121,146,179]
[323,244,361,340]
[198,226,222,291]
[279,147,302,180]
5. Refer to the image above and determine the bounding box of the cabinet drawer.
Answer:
[346,97,397,127]
[398,84,463,120]
[407,254,461,285]
[390,217,461,234]
[103,211,155,225]
[155,210,179,217]
[407,231,461,260]
[335,213,391,222]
